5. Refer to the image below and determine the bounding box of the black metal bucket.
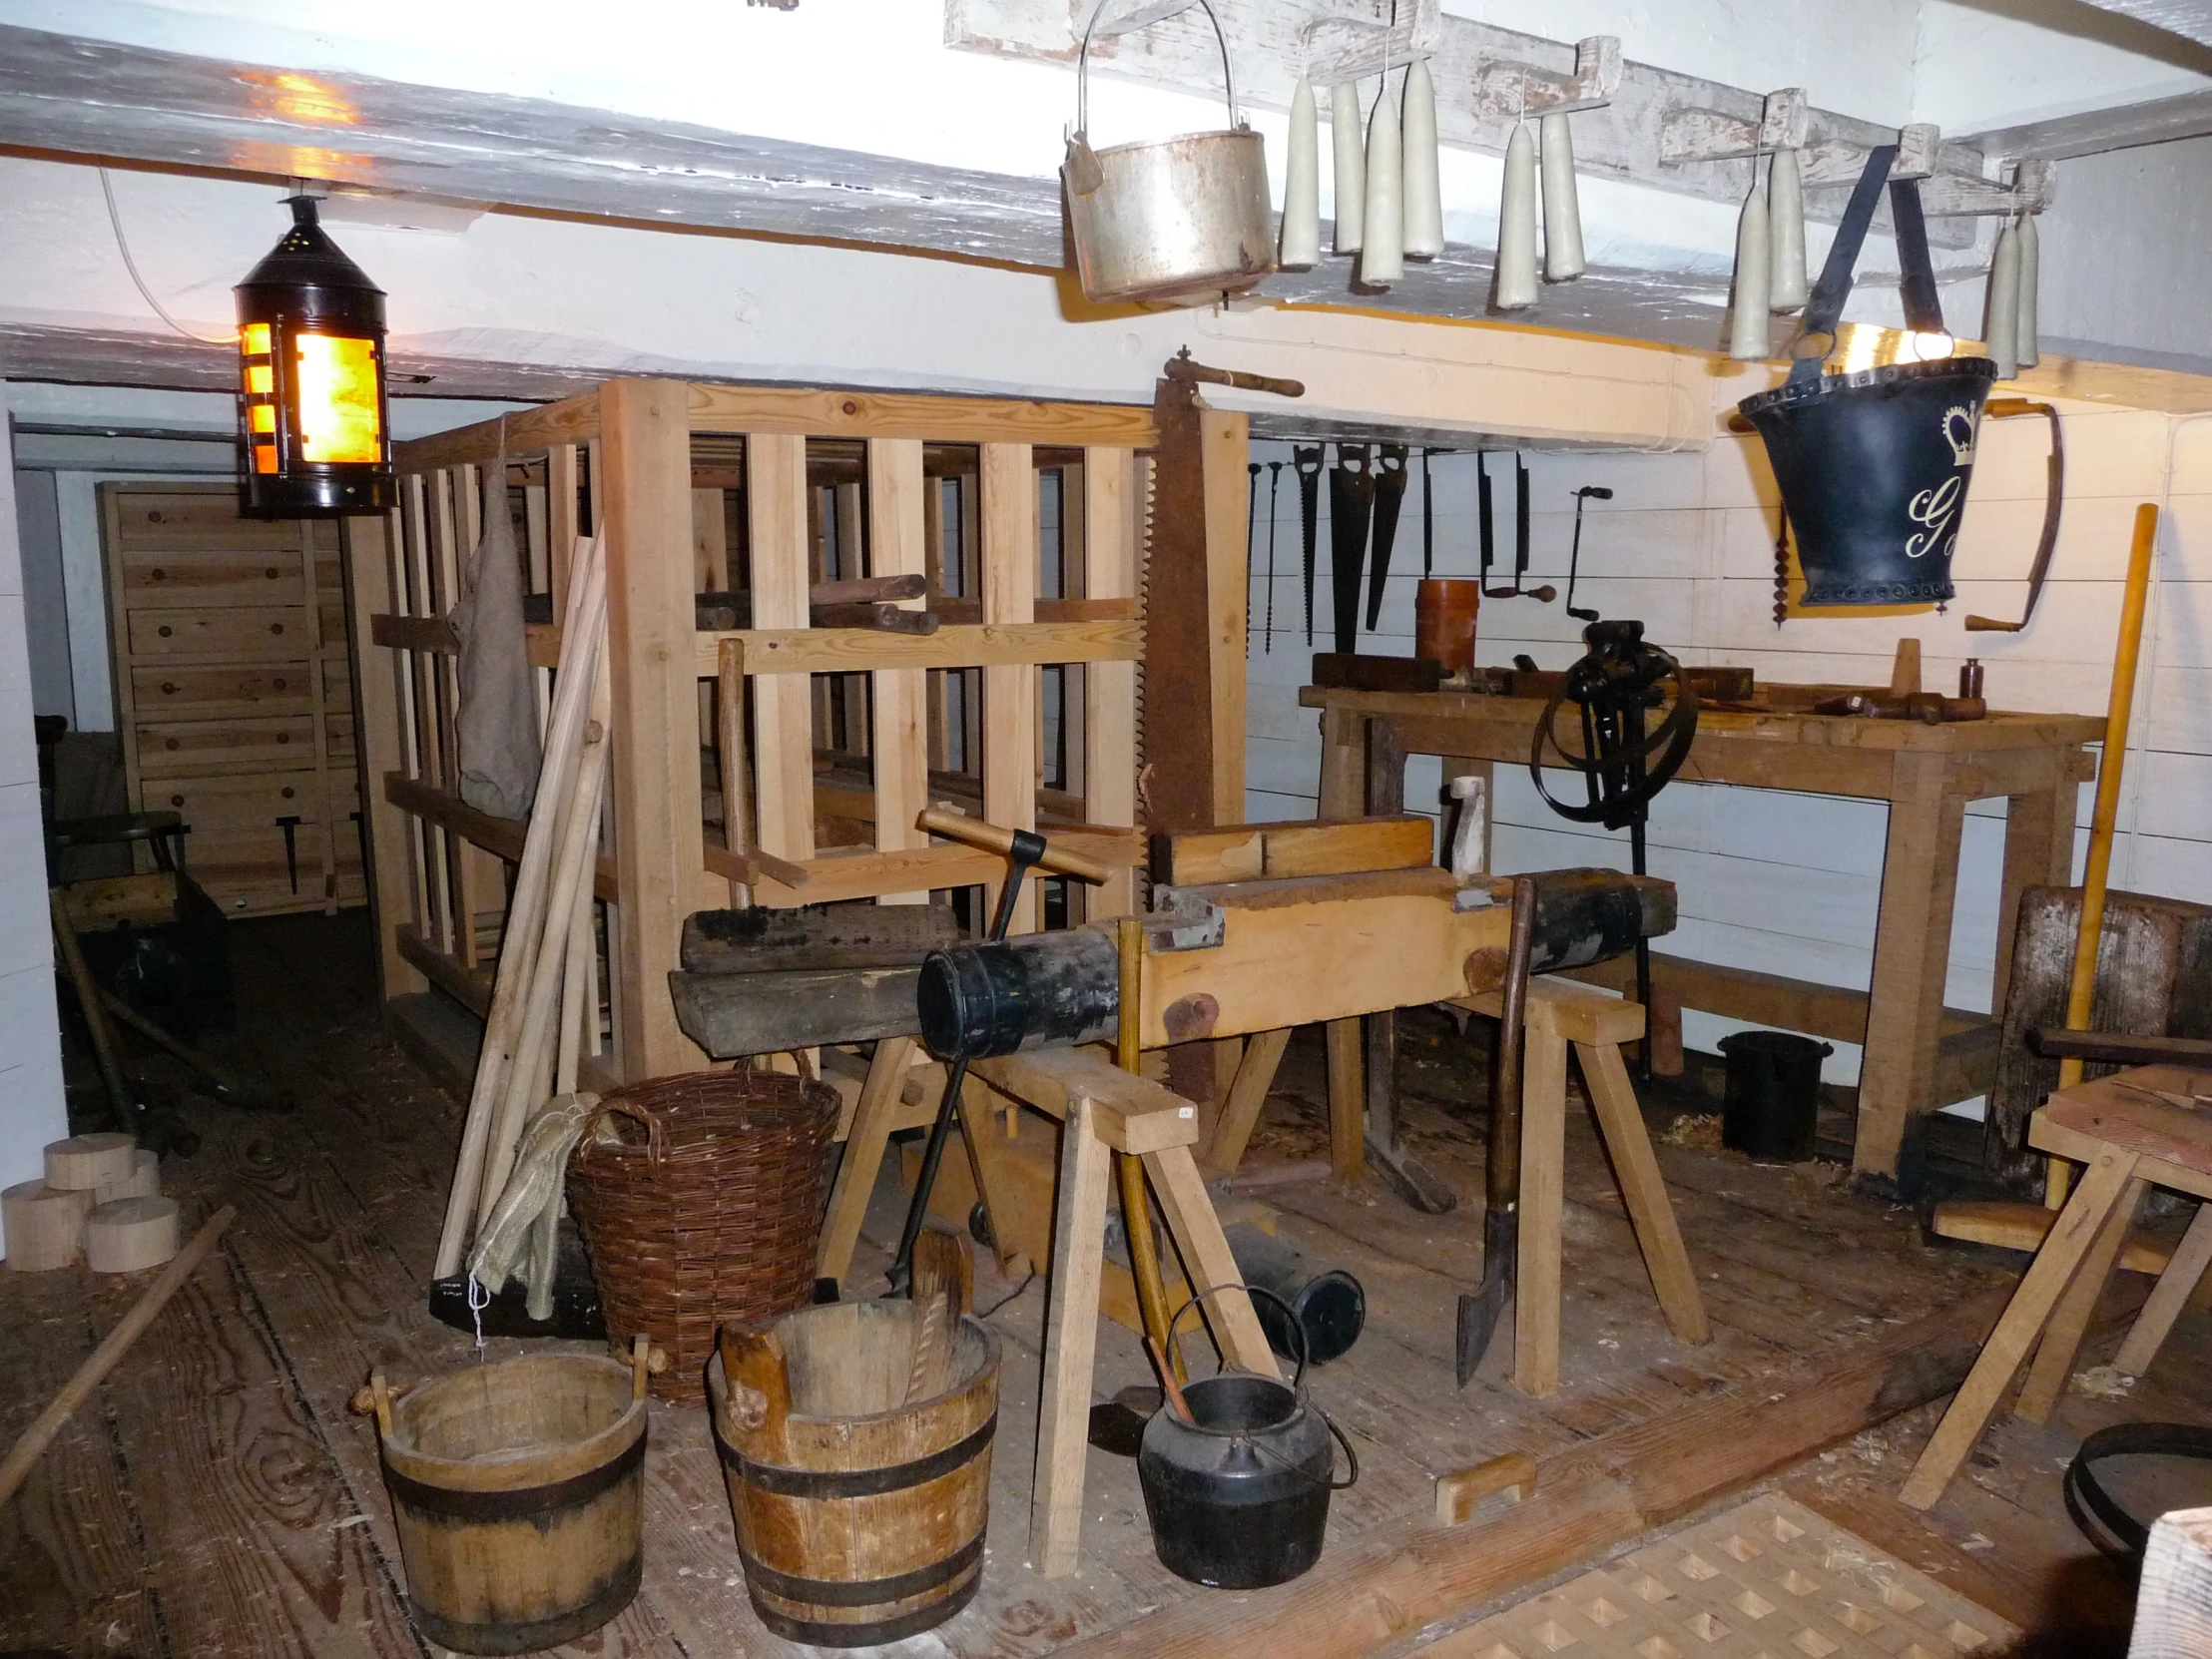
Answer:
[1717,1029,1833,1161]
[1137,1286,1357,1589]
[1738,355,1996,607]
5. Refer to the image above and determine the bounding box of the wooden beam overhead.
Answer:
[1963,86,2212,161]
[947,0,2003,248]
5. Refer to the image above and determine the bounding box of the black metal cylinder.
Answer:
[1223,1225,1365,1366]
[1717,1029,1833,1161]
[1524,869,1673,972]
[915,929,1119,1062]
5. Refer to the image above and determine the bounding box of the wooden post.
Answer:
[980,443,1038,933]
[749,433,817,869]
[340,513,427,1001]
[599,379,707,1079]
[1082,447,1138,920]
[1856,752,1967,1179]
[1032,1096,1111,1577]
[868,439,929,904]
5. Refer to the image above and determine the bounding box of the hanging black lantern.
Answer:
[235,196,396,518]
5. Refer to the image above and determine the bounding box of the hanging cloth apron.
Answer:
[450,423,544,820]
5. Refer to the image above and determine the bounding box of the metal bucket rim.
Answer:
[1083,127,1266,165]
[1737,352,1996,419]
[707,1312,1002,1430]
[1168,1372,1310,1441]
[381,1353,645,1490]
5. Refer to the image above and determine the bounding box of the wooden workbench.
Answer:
[1303,684,2104,1179]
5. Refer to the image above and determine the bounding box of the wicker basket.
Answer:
[567,1070,838,1404]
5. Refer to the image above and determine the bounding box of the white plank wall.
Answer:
[1245,380,2212,1090]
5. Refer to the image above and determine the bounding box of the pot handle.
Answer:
[1165,1280,1307,1392]
[1075,0,1242,147]
[1321,1406,1361,1491]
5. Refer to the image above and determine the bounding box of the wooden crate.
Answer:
[102,483,362,917]
[349,380,1161,1086]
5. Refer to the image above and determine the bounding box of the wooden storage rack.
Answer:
[104,483,362,916]
[346,379,1157,1085]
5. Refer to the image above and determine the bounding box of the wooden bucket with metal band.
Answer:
[708,1261,999,1647]
[366,1343,649,1656]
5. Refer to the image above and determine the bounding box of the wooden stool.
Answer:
[1902,1063,2212,1509]
[1462,977,1711,1396]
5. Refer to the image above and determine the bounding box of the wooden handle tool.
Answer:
[914,808,1114,885]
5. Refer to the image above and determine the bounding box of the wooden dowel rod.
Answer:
[0,1206,235,1509]
[433,535,606,1276]
[2048,502,2157,1209]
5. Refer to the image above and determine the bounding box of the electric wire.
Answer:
[99,167,235,346]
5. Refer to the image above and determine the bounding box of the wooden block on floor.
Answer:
[44,1133,139,1192]
[3,1180,93,1271]
[86,1196,182,1274]
[93,1148,161,1206]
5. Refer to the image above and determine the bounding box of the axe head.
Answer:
[1455,1208,1518,1387]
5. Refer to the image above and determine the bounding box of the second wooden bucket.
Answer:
[367,1344,649,1655]
[708,1241,999,1646]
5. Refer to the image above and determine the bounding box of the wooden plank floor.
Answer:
[4,912,2206,1658]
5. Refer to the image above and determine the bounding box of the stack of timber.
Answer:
[669,898,959,1058]
[432,533,613,1279]
[3,1134,173,1273]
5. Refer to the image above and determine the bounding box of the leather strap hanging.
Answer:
[1788,144,1899,383]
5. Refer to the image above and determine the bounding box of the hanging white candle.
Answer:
[1768,148,1808,312]
[1538,111,1584,282]
[2015,213,2040,369]
[1494,121,1538,310]
[1401,59,1442,260]
[1331,80,1366,256]
[1727,175,1771,360]
[1985,220,2020,379]
[1280,77,1321,271]
[1362,71,1404,285]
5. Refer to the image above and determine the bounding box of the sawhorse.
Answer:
[816,1036,1277,1580]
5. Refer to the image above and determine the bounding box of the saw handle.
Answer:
[915,808,1113,885]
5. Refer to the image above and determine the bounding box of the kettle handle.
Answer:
[1165,1281,1307,1391]
[1075,0,1242,145]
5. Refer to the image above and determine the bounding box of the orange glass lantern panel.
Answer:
[291,333,383,464]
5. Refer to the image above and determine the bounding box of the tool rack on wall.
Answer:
[345,379,1157,1085]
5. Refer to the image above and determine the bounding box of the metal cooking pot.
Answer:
[1137,1285,1358,1589]
[1062,0,1274,306]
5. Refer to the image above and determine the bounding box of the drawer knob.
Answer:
[270,623,284,635]
[281,787,295,800]
[158,625,173,638]
[273,677,286,690]
[170,795,184,807]
[151,568,167,580]
[161,683,177,695]
[165,738,180,751]
[276,733,289,744]
[265,567,279,579]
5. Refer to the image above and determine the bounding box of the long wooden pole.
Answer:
[0,1206,235,1509]
[433,534,606,1276]
[2047,501,2158,1209]
[478,626,612,1218]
